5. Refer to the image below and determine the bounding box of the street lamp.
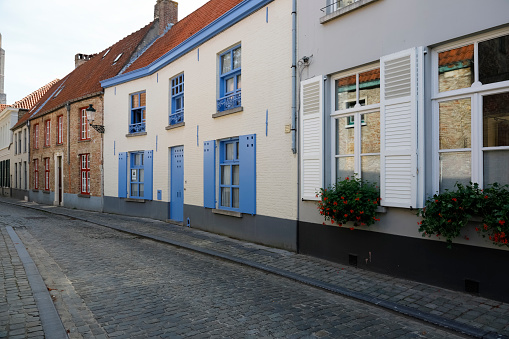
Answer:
[86,104,105,133]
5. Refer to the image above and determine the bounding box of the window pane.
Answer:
[139,184,144,197]
[131,184,138,197]
[336,157,354,182]
[221,187,230,207]
[362,155,380,185]
[226,78,234,93]
[359,68,380,105]
[361,112,380,154]
[484,150,509,186]
[139,169,144,182]
[439,98,471,149]
[336,117,355,155]
[221,165,231,185]
[140,92,146,106]
[232,165,239,185]
[132,94,139,108]
[233,47,241,70]
[438,44,474,92]
[225,143,234,160]
[336,75,357,110]
[221,53,231,74]
[439,152,471,193]
[483,92,509,147]
[232,188,239,209]
[479,34,509,85]
[237,74,241,90]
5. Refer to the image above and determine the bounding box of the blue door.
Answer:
[170,146,184,222]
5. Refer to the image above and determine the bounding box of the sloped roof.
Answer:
[29,21,155,121]
[125,0,244,73]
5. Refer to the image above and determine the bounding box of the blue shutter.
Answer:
[239,134,256,215]
[118,152,128,198]
[144,150,153,200]
[203,140,216,208]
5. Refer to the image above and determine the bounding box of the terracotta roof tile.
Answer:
[0,104,9,111]
[29,21,155,121]
[337,69,380,87]
[439,45,474,66]
[11,79,60,110]
[126,0,244,73]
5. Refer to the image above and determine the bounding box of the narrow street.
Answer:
[0,202,472,338]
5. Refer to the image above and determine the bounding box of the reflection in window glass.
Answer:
[233,47,241,70]
[221,187,230,207]
[221,166,231,185]
[361,155,380,185]
[336,75,356,110]
[483,92,509,147]
[359,69,380,105]
[132,94,139,108]
[336,157,354,182]
[140,92,146,107]
[221,53,231,74]
[439,98,471,149]
[361,112,380,154]
[438,45,474,92]
[479,34,509,85]
[336,117,354,155]
[484,150,509,186]
[439,152,471,193]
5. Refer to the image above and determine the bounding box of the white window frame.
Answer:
[431,27,509,193]
[330,63,381,183]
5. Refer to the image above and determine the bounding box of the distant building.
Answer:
[0,33,6,105]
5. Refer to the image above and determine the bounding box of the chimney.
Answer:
[154,0,178,35]
[75,53,93,69]
[18,108,28,120]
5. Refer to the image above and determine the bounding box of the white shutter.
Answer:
[380,48,423,208]
[300,75,323,201]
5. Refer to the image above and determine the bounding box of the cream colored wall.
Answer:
[11,126,29,189]
[104,0,297,220]
[0,108,17,161]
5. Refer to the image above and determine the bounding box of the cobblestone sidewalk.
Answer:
[2,197,509,339]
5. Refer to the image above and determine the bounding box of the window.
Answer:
[24,161,27,189]
[80,108,90,140]
[18,133,21,154]
[45,120,50,147]
[18,162,21,189]
[433,31,509,192]
[130,92,146,133]
[170,74,184,125]
[130,152,144,198]
[333,66,381,184]
[34,159,39,190]
[203,134,256,214]
[57,115,63,144]
[34,124,39,149]
[118,151,153,200]
[14,132,17,154]
[217,45,241,112]
[44,158,50,191]
[23,129,27,153]
[80,154,90,194]
[15,163,17,188]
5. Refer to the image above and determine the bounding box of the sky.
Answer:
[0,0,210,104]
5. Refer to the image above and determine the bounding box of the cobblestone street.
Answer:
[0,200,507,338]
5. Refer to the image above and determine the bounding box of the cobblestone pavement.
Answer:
[0,226,43,339]
[0,201,471,338]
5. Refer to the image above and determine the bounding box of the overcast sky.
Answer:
[0,0,209,104]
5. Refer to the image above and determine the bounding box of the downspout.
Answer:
[66,102,70,165]
[292,0,300,253]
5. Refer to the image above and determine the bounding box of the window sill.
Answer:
[124,198,145,203]
[32,189,39,192]
[126,132,147,138]
[78,139,91,143]
[166,122,185,130]
[43,190,50,194]
[56,143,64,146]
[212,209,242,218]
[43,145,51,149]
[320,0,381,24]
[78,194,90,198]
[212,106,243,119]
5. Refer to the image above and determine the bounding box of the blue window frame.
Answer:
[130,91,146,133]
[219,139,240,210]
[130,152,144,198]
[217,45,241,112]
[170,74,184,125]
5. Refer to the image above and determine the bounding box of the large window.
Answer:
[34,124,39,149]
[170,74,184,125]
[130,152,144,198]
[220,139,240,210]
[80,154,90,194]
[80,108,90,140]
[45,120,51,147]
[332,66,381,184]
[130,92,146,133]
[23,129,27,153]
[44,158,50,191]
[433,30,509,192]
[57,115,63,144]
[217,45,241,112]
[34,159,38,190]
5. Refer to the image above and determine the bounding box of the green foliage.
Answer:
[418,182,509,248]
[317,177,381,228]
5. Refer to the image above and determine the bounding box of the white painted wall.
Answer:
[104,0,297,220]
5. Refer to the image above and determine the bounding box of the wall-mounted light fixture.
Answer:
[86,104,105,133]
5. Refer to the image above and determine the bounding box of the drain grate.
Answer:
[465,279,480,294]
[349,254,358,267]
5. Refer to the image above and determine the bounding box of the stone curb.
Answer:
[5,225,69,339]
[2,199,507,339]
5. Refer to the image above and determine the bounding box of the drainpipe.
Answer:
[66,102,70,164]
[291,0,297,154]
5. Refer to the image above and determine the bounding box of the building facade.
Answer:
[0,106,17,196]
[101,0,298,250]
[298,0,509,301]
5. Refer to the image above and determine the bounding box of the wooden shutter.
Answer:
[300,75,323,201]
[239,134,256,215]
[118,152,128,198]
[203,140,216,208]
[144,150,153,200]
[380,47,423,208]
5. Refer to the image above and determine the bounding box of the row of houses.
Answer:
[1,0,508,301]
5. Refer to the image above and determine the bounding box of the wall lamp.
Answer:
[86,104,105,133]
